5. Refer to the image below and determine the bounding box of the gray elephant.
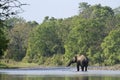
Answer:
[67,55,89,71]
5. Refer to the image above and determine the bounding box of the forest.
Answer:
[0,2,120,67]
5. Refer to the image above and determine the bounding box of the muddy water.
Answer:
[0,67,120,80]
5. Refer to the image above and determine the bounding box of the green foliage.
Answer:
[2,3,120,66]
[114,6,120,15]
[4,17,38,61]
[0,21,9,58]
[101,29,120,65]
[80,4,114,21]
[0,0,26,58]
[24,3,120,66]
[79,2,90,13]
[64,19,106,64]
[44,54,63,66]
[0,63,8,68]
[25,18,65,63]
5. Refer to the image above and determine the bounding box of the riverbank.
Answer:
[0,61,39,69]
[1,65,120,71]
[88,64,120,70]
[0,60,120,70]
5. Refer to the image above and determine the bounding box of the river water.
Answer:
[0,67,120,80]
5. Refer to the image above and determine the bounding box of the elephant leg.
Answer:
[85,66,87,71]
[77,63,79,71]
[81,66,84,71]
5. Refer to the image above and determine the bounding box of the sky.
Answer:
[19,0,120,23]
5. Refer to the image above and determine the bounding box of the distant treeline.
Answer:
[1,3,120,66]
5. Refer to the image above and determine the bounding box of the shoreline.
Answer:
[1,67,120,71]
[0,63,120,70]
[88,65,120,70]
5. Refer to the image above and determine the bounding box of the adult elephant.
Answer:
[67,55,89,71]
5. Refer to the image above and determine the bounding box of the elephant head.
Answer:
[67,56,77,67]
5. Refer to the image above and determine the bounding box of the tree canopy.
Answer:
[23,3,120,65]
[0,0,26,58]
[1,2,120,66]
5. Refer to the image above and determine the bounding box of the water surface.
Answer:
[0,67,120,80]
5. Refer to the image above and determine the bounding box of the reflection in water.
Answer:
[0,74,120,80]
[0,68,120,80]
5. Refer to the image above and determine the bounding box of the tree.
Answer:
[79,2,90,13]
[5,17,26,29]
[4,17,38,61]
[0,0,26,58]
[0,0,26,20]
[101,29,120,65]
[25,18,65,63]
[64,19,106,63]
[114,6,120,15]
[80,3,114,21]
[0,23,9,58]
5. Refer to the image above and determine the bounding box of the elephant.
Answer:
[67,55,89,71]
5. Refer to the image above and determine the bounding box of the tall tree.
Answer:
[0,0,26,58]
[80,3,114,21]
[79,2,90,13]
[4,18,38,61]
[64,4,114,64]
[25,18,65,63]
[0,22,8,58]
[101,28,120,65]
[64,19,106,64]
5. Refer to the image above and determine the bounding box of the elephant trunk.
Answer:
[66,60,74,67]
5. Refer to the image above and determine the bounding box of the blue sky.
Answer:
[19,0,120,23]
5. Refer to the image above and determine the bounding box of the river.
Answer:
[0,67,120,80]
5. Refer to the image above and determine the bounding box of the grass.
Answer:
[0,59,39,69]
[0,63,8,68]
